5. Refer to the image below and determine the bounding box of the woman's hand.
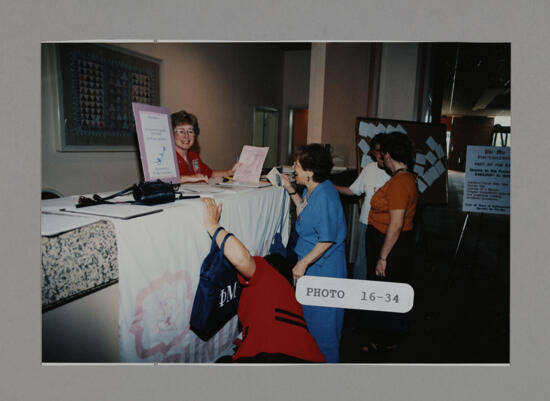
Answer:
[229,162,241,175]
[181,174,208,184]
[201,197,222,234]
[375,258,386,278]
[292,259,308,286]
[279,173,293,192]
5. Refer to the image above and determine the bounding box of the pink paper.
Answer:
[233,145,269,184]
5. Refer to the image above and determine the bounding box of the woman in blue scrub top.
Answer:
[280,144,347,363]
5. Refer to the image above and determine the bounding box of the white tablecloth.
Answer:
[110,187,289,363]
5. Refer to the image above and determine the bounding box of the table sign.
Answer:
[132,103,180,184]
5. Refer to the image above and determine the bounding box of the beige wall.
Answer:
[42,43,284,196]
[377,42,420,121]
[305,42,421,167]
[307,43,327,145]
[321,43,371,167]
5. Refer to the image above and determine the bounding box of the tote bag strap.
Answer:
[276,191,287,235]
[206,226,225,255]
[219,232,234,254]
[215,231,234,265]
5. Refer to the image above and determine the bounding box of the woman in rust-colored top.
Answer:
[363,132,418,353]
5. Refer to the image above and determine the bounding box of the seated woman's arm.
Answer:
[375,209,405,277]
[210,162,240,179]
[201,198,256,280]
[181,174,209,184]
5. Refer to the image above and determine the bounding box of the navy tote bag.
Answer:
[190,227,241,341]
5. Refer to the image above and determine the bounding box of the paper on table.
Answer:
[41,196,81,213]
[179,183,226,194]
[425,151,437,165]
[435,143,445,159]
[60,204,163,220]
[415,153,426,165]
[413,164,424,176]
[426,136,438,151]
[41,212,103,236]
[358,139,370,155]
[266,167,282,187]
[216,181,271,189]
[233,145,269,184]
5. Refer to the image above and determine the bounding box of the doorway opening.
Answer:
[253,106,279,168]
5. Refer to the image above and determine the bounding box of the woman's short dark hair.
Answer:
[294,144,333,183]
[381,132,415,170]
[370,133,387,149]
[171,110,200,136]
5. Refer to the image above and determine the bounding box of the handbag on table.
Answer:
[190,227,241,341]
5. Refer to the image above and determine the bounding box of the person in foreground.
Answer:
[363,132,418,353]
[171,110,239,184]
[280,144,347,363]
[201,197,326,363]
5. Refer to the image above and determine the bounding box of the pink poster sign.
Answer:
[132,103,180,184]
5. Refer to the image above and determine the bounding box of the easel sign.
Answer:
[462,146,510,215]
[132,103,181,184]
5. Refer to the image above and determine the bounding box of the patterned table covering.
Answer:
[41,220,118,310]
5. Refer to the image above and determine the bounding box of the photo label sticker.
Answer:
[295,276,414,313]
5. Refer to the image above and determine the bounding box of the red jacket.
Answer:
[233,256,325,363]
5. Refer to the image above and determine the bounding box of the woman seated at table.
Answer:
[201,197,326,363]
[280,144,347,363]
[171,110,239,184]
[363,132,418,352]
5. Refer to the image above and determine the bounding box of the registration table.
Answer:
[41,185,289,363]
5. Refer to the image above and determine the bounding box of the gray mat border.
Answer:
[1,0,547,400]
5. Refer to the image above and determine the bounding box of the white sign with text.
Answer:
[463,146,510,215]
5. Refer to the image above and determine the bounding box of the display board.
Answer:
[462,146,510,215]
[132,103,180,184]
[57,43,161,151]
[355,117,448,205]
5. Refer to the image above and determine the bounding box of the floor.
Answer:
[339,171,510,363]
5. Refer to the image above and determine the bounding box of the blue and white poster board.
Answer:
[462,146,510,215]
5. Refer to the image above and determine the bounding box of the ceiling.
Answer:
[437,43,510,118]
[269,42,511,118]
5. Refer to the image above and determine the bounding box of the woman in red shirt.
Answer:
[171,110,239,184]
[201,197,326,363]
